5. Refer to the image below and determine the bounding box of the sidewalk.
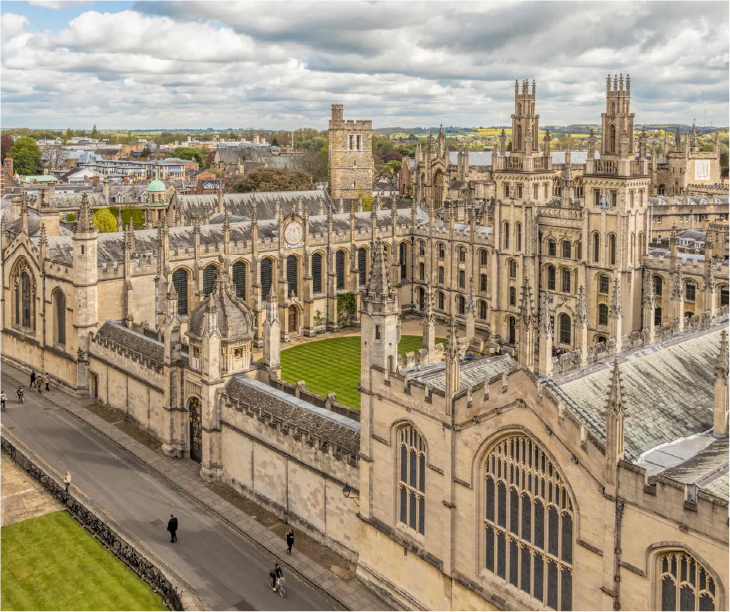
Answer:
[2,362,387,612]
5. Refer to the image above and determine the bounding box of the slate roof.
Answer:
[406,353,516,393]
[554,325,724,461]
[660,437,729,500]
[446,150,599,167]
[5,210,73,238]
[175,190,332,223]
[188,274,255,342]
[94,320,164,364]
[225,375,360,455]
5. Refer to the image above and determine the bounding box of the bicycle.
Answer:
[274,577,287,598]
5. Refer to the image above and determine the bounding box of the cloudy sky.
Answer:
[1,1,728,130]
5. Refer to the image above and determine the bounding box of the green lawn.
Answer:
[1,511,167,611]
[280,335,444,410]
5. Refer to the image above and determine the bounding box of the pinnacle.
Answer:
[607,358,624,411]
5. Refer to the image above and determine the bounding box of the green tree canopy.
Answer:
[91,124,99,139]
[1,134,13,160]
[168,147,204,167]
[227,167,314,193]
[92,208,117,233]
[9,137,42,175]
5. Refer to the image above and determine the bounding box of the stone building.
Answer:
[328,104,374,200]
[2,76,729,612]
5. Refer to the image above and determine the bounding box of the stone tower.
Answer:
[601,74,634,159]
[510,79,540,157]
[328,104,374,200]
[72,193,98,393]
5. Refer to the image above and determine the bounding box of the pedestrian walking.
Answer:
[64,471,72,496]
[167,513,178,543]
[44,374,50,392]
[30,370,36,387]
[286,529,294,554]
[36,377,43,393]
[1,390,7,412]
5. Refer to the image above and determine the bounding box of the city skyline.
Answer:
[1,1,728,130]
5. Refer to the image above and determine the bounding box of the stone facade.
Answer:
[328,104,374,200]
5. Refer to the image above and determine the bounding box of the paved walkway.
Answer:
[1,454,62,526]
[1,363,387,611]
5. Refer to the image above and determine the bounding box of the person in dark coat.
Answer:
[286,529,294,554]
[167,514,178,543]
[30,370,36,387]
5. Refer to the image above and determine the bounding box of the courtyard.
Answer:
[280,334,445,409]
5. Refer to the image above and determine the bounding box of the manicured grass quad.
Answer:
[280,335,444,409]
[1,511,166,611]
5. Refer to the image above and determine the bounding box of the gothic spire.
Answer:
[610,275,623,315]
[607,358,625,413]
[365,237,392,299]
[76,192,94,233]
[518,276,534,327]
[575,285,588,325]
[466,276,475,314]
[716,330,729,380]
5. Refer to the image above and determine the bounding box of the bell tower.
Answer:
[510,79,540,158]
[601,74,634,160]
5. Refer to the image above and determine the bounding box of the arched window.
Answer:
[509,287,517,307]
[599,304,609,326]
[654,276,663,297]
[721,286,729,307]
[480,249,488,266]
[419,262,425,281]
[655,306,662,326]
[459,271,465,289]
[562,241,571,258]
[559,314,571,345]
[418,287,425,311]
[438,243,445,259]
[593,233,600,263]
[508,316,516,343]
[172,268,189,315]
[398,425,426,535]
[203,264,218,297]
[611,101,616,115]
[609,124,616,153]
[483,434,574,610]
[575,241,582,260]
[553,179,562,198]
[480,273,488,293]
[439,266,445,285]
[458,246,466,262]
[504,223,510,250]
[509,260,517,279]
[547,266,556,291]
[516,125,522,150]
[21,272,32,328]
[516,224,522,252]
[336,251,346,290]
[419,240,426,256]
[457,295,466,314]
[232,261,246,299]
[658,184,666,196]
[479,301,487,320]
[312,253,323,294]
[438,291,445,310]
[548,239,557,257]
[358,247,367,286]
[287,255,298,297]
[657,550,717,611]
[53,289,66,346]
[609,234,616,265]
[261,257,274,296]
[400,242,408,280]
[685,281,696,302]
[562,269,571,293]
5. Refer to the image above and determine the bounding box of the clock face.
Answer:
[284,221,303,245]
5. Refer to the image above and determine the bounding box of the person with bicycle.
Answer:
[269,563,283,591]
[1,391,7,412]
[16,386,24,403]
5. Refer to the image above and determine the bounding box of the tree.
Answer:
[226,167,314,193]
[140,147,152,158]
[91,124,99,139]
[63,127,74,143]
[8,137,42,175]
[92,208,117,233]
[378,160,402,186]
[42,147,68,169]
[272,138,279,147]
[1,134,13,160]
[168,146,204,167]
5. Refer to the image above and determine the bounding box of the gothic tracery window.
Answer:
[658,550,717,611]
[398,425,426,535]
[484,434,574,610]
[203,264,218,297]
[172,268,189,315]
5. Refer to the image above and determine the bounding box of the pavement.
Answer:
[1,454,62,526]
[1,363,387,611]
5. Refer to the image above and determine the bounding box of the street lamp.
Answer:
[341,483,359,500]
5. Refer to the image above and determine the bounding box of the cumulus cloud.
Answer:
[1,1,728,129]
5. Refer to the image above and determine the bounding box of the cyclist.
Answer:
[16,387,24,403]
[269,563,283,591]
[1,390,6,412]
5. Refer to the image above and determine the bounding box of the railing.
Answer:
[507,158,523,170]
[630,161,641,175]
[594,160,617,175]
[1,432,186,611]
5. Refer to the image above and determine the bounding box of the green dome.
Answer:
[147,167,166,192]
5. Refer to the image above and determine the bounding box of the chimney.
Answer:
[92,176,99,186]
[4,157,13,176]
